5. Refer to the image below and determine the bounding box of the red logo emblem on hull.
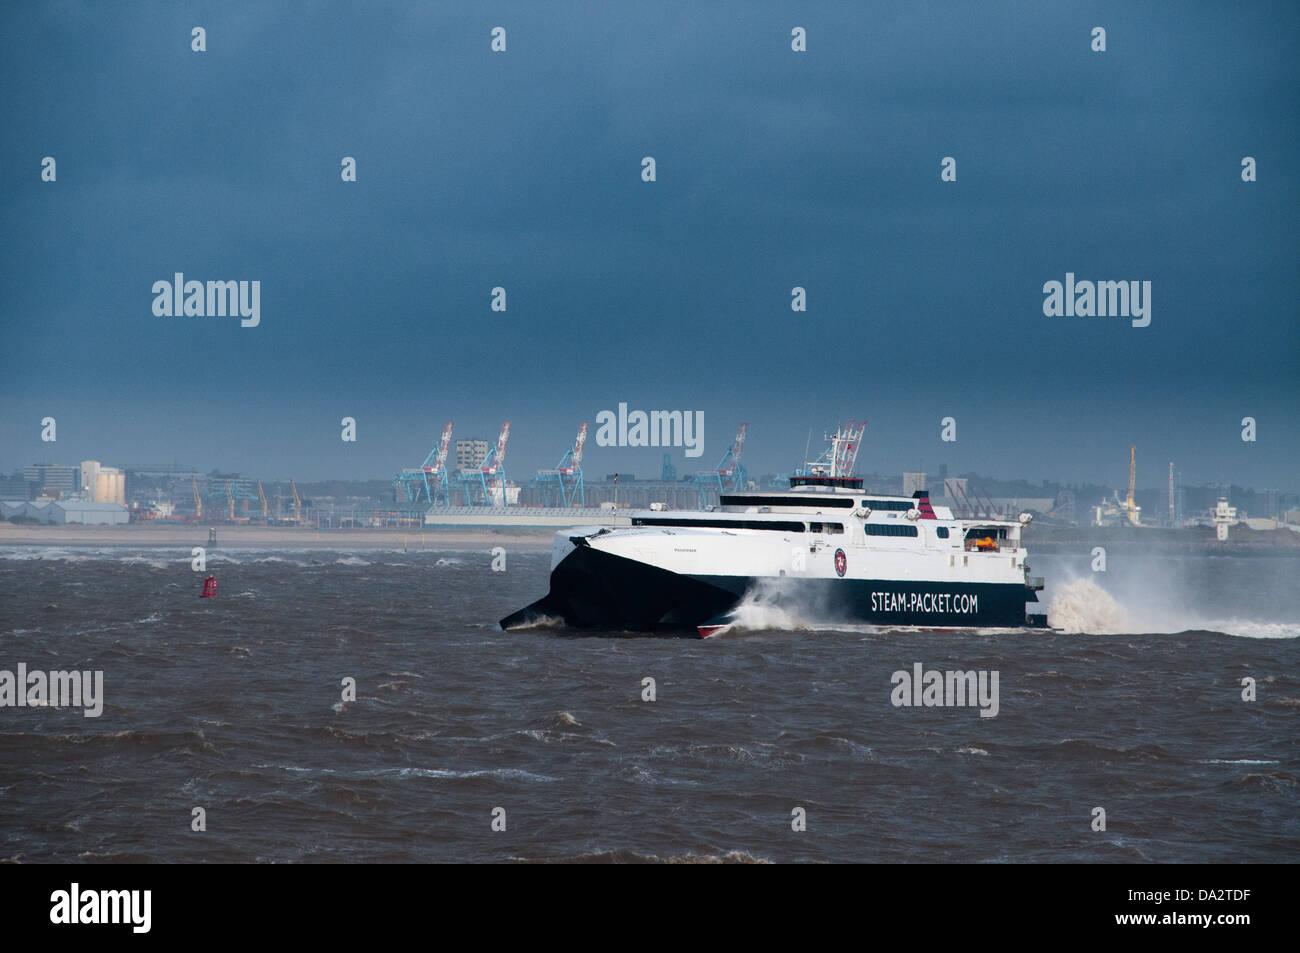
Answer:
[834,548,847,577]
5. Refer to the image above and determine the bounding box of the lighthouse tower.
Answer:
[1212,497,1238,541]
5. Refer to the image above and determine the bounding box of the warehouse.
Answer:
[46,502,129,525]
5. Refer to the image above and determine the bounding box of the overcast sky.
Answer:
[2,1,1296,492]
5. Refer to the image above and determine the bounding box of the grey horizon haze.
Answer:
[1,2,1296,493]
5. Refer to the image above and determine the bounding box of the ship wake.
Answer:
[720,578,840,633]
[1045,576,1298,639]
[1045,578,1129,633]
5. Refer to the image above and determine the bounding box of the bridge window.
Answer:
[864,524,918,537]
[633,517,805,532]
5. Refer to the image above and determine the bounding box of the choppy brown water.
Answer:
[1,546,1297,862]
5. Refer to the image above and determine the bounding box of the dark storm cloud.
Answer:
[1,1,1296,487]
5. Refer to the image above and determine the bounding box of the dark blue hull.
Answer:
[500,545,1045,633]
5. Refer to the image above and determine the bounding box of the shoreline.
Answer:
[0,523,556,550]
[3,521,1295,555]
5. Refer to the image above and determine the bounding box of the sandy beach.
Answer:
[0,522,556,550]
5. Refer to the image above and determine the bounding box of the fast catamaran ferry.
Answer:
[500,424,1048,637]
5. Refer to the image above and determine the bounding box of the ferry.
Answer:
[500,426,1049,637]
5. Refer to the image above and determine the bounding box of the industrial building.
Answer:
[454,439,490,472]
[47,501,129,524]
[13,461,126,504]
[0,500,128,524]
[81,460,126,505]
[0,474,35,498]
[22,464,80,497]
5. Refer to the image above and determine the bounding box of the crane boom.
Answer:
[731,423,748,468]
[571,422,588,469]
[490,422,511,472]
[433,421,453,472]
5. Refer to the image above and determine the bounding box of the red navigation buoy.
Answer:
[200,575,218,598]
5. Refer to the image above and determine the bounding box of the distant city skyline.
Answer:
[2,4,1296,493]
[3,406,1294,500]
